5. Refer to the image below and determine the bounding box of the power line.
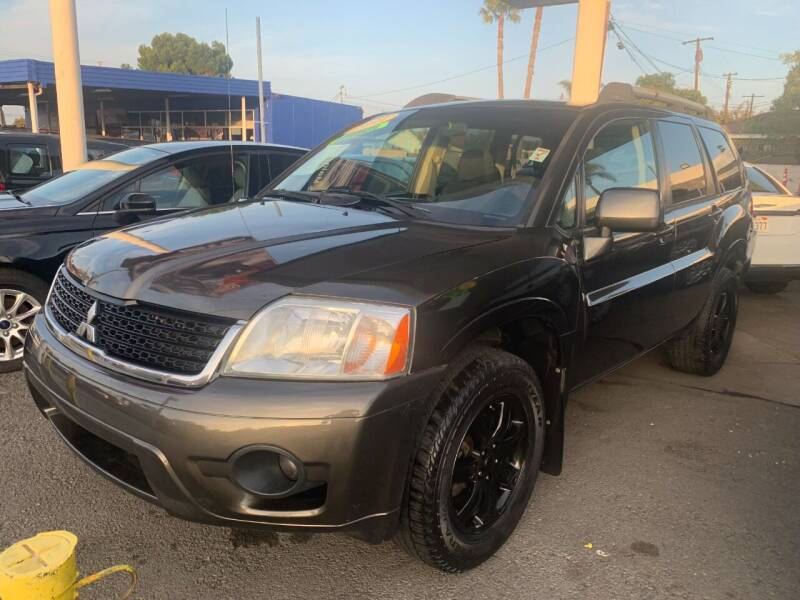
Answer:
[613,19,786,58]
[354,37,574,99]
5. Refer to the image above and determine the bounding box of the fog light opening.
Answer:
[229,446,304,498]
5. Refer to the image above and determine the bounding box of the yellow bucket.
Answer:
[0,531,136,599]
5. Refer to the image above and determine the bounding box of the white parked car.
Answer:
[744,164,800,294]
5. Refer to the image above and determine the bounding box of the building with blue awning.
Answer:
[0,59,362,148]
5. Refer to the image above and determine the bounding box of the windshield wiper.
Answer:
[9,191,32,207]
[322,188,428,218]
[258,190,319,203]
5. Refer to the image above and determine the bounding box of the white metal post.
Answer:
[48,0,87,169]
[26,82,40,133]
[241,96,247,141]
[99,99,106,136]
[165,97,172,141]
[568,0,610,106]
[256,17,267,142]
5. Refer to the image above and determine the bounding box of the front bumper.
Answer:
[24,314,442,541]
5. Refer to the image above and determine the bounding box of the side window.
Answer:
[658,121,708,204]
[8,144,51,177]
[745,165,781,194]
[698,127,743,192]
[557,176,577,229]
[105,155,237,211]
[267,152,300,182]
[583,120,657,227]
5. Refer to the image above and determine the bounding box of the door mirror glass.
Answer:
[596,188,661,232]
[118,192,157,213]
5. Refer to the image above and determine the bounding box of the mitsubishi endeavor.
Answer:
[24,84,753,572]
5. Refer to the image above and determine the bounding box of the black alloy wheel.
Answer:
[449,394,529,534]
[398,347,545,572]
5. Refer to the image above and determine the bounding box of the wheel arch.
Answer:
[441,297,574,476]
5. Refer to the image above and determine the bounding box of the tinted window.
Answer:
[557,176,577,229]
[268,152,300,180]
[583,119,657,227]
[22,168,130,207]
[698,127,743,191]
[746,165,781,194]
[8,144,51,176]
[273,106,575,227]
[109,154,236,210]
[658,121,707,203]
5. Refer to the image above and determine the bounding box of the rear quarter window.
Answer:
[698,127,743,192]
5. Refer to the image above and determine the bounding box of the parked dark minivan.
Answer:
[24,86,753,571]
[0,131,131,192]
[0,140,305,371]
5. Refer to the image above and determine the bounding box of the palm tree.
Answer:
[523,6,544,99]
[480,0,521,99]
[558,79,572,101]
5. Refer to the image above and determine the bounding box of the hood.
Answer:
[67,200,505,320]
[0,194,58,217]
[753,193,800,215]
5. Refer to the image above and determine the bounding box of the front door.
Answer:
[571,118,675,386]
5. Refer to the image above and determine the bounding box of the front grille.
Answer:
[48,269,235,375]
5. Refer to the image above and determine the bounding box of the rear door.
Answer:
[663,122,743,331]
[572,117,675,385]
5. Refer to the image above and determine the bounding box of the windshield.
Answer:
[21,146,163,207]
[272,105,576,227]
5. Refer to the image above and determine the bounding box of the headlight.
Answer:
[222,297,412,380]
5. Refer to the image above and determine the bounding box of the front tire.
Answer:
[397,348,545,572]
[745,280,788,294]
[0,269,47,373]
[667,267,738,376]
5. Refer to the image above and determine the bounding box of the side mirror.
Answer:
[596,188,661,233]
[118,192,156,214]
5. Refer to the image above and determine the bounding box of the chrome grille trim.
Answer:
[44,268,245,388]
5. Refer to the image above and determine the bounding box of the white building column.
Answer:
[568,0,610,106]
[240,96,247,141]
[164,97,172,141]
[48,0,87,169]
[26,82,40,134]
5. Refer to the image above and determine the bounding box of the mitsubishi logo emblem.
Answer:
[75,301,99,343]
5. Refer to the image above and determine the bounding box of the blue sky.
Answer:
[0,0,796,115]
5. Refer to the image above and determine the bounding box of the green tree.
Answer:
[120,63,133,70]
[137,33,233,77]
[772,51,800,112]
[635,72,707,105]
[480,0,521,99]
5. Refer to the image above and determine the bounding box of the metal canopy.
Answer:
[507,0,578,8]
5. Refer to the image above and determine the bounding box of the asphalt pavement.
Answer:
[1,283,798,599]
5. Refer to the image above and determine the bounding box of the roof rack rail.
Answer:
[599,82,713,118]
[404,93,481,108]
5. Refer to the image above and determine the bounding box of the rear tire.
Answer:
[667,267,738,376]
[397,348,545,572]
[0,269,47,373]
[745,280,788,294]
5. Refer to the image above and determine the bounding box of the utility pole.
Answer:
[682,36,714,93]
[743,93,764,118]
[337,85,346,103]
[255,17,267,143]
[48,0,87,170]
[722,72,737,123]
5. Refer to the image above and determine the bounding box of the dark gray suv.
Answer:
[24,88,753,571]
